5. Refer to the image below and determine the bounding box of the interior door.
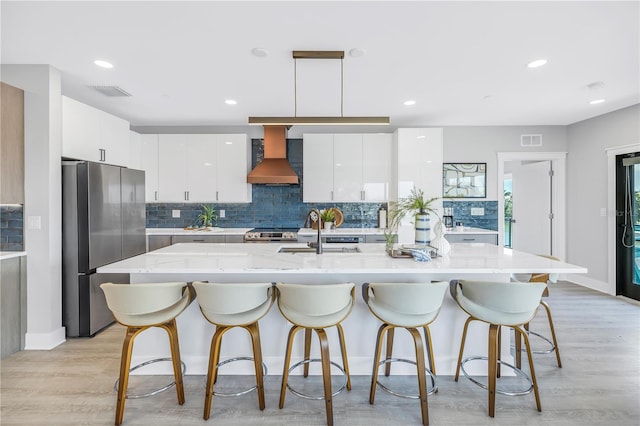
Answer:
[511,160,552,255]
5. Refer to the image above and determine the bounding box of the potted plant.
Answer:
[388,187,439,245]
[197,204,218,229]
[320,209,336,230]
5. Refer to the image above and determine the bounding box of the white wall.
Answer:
[566,104,640,294]
[442,126,568,199]
[1,65,65,349]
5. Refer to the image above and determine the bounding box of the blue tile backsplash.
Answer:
[146,139,385,229]
[0,205,24,251]
[442,200,498,231]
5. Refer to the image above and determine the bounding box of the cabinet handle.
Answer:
[154,191,158,201]
[216,191,219,201]
[463,238,475,241]
[331,190,334,201]
[99,148,106,162]
[361,190,365,200]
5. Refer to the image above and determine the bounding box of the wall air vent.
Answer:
[521,134,542,147]
[89,85,132,97]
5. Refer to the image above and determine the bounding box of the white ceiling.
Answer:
[2,1,638,129]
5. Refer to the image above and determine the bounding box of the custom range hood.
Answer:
[246,125,299,184]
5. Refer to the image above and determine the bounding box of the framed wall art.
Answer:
[443,163,487,198]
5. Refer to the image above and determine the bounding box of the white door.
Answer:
[216,134,251,202]
[303,134,334,202]
[158,134,188,202]
[186,134,217,202]
[333,134,363,201]
[511,160,552,255]
[362,134,391,201]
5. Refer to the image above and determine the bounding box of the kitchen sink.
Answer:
[278,246,361,254]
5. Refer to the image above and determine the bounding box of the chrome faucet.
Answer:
[306,208,323,254]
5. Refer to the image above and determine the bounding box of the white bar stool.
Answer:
[511,254,563,368]
[100,282,194,426]
[192,281,274,420]
[449,279,547,417]
[362,281,449,426]
[276,282,355,426]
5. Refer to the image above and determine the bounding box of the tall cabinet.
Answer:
[303,133,392,202]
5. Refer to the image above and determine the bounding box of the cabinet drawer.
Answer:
[364,234,388,244]
[445,234,498,245]
[148,235,171,251]
[171,235,226,244]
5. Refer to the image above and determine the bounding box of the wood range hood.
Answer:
[246,125,299,184]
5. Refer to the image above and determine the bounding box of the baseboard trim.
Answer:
[24,327,66,350]
[567,274,613,295]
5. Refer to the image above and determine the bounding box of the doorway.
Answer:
[497,152,566,260]
[616,152,640,300]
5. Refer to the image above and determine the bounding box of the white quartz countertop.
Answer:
[0,251,27,261]
[297,227,386,236]
[98,242,586,275]
[146,227,252,236]
[446,226,498,235]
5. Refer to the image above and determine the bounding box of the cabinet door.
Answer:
[362,134,391,202]
[216,134,251,202]
[186,134,218,202]
[333,134,363,201]
[140,135,159,202]
[100,112,130,166]
[158,134,188,202]
[62,96,101,162]
[303,134,334,202]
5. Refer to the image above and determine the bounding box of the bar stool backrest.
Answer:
[366,282,448,327]
[100,282,190,326]
[276,283,355,328]
[452,280,546,326]
[193,282,274,326]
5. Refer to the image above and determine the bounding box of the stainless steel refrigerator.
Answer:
[62,161,146,337]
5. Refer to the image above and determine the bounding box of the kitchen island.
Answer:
[98,242,586,376]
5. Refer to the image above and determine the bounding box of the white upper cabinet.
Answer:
[128,131,142,169]
[303,134,334,202]
[155,134,251,203]
[139,134,159,202]
[62,96,130,166]
[303,133,392,202]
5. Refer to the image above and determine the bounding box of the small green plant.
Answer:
[320,209,336,223]
[197,204,217,228]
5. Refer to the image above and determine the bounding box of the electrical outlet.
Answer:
[172,209,180,218]
[470,208,484,216]
[27,216,41,229]
[219,209,225,218]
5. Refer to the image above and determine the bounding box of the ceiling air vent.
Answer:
[89,85,132,97]
[521,134,542,147]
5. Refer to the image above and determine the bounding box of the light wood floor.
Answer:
[1,282,638,426]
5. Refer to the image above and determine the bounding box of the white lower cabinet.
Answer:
[154,134,251,203]
[303,133,392,202]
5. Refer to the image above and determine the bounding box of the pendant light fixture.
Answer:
[248,50,389,126]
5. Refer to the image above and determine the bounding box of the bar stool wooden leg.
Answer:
[455,317,474,381]
[203,325,228,420]
[423,325,436,376]
[115,326,140,426]
[161,319,185,405]
[316,328,334,426]
[303,328,312,377]
[497,325,502,378]
[246,322,266,410]
[408,327,429,426]
[516,327,542,411]
[370,324,389,404]
[514,325,523,369]
[488,324,499,418]
[540,300,562,368]
[385,328,395,376]
[336,323,352,390]
[280,325,302,409]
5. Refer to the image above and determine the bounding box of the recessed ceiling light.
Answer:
[589,99,605,105]
[349,48,366,58]
[94,60,114,69]
[527,59,547,68]
[225,99,237,105]
[586,81,605,90]
[251,48,269,57]
[403,100,416,106]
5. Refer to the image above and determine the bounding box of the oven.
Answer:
[243,228,299,243]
